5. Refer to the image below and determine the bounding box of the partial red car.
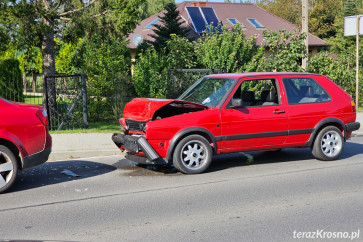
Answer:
[113,73,360,174]
[0,98,52,193]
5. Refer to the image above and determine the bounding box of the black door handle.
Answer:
[273,110,285,114]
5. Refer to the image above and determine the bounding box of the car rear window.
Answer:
[282,77,331,104]
[0,97,12,104]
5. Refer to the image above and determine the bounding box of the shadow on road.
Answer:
[12,160,116,192]
[119,138,363,176]
[339,140,363,159]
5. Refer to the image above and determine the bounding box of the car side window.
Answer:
[229,79,279,107]
[282,78,331,104]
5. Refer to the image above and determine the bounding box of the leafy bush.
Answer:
[307,52,362,104]
[0,59,23,102]
[262,29,307,72]
[72,35,133,121]
[133,46,168,98]
[195,24,261,73]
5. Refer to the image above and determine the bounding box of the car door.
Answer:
[281,75,333,144]
[219,77,288,152]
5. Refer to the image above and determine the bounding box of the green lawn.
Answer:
[24,95,43,105]
[358,107,363,112]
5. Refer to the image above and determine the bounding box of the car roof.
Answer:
[204,72,323,79]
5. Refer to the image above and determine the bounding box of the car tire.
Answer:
[173,135,212,174]
[0,145,18,193]
[311,126,344,161]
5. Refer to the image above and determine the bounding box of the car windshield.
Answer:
[179,77,236,107]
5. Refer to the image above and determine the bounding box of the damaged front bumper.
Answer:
[112,133,167,165]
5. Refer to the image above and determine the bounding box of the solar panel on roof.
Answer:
[201,7,219,28]
[186,7,207,33]
[201,7,222,33]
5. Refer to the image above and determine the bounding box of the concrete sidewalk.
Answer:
[49,113,363,161]
[49,133,122,161]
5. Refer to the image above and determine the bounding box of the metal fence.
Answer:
[44,74,88,131]
[2,69,223,129]
[1,73,88,131]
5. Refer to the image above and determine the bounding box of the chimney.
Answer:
[191,2,207,7]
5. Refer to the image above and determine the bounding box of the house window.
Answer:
[145,19,160,29]
[247,18,264,28]
[227,18,244,27]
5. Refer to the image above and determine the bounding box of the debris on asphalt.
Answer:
[61,169,80,177]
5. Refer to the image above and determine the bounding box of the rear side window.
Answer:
[282,78,331,104]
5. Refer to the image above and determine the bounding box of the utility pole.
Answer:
[302,0,309,70]
[356,15,359,108]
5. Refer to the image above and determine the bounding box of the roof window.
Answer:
[145,19,160,29]
[247,18,264,28]
[227,18,245,27]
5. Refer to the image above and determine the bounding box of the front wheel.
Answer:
[311,126,344,161]
[173,135,212,174]
[0,145,18,193]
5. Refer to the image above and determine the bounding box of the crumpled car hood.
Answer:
[123,98,208,122]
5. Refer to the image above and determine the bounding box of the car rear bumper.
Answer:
[22,132,52,169]
[22,146,52,169]
[346,122,360,132]
[112,133,167,165]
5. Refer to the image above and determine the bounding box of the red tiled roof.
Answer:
[127,1,326,49]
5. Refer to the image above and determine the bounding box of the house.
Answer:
[128,1,327,70]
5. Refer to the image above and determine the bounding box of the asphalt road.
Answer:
[1,137,363,241]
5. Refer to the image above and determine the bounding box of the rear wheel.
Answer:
[311,126,344,161]
[0,145,18,193]
[173,135,212,174]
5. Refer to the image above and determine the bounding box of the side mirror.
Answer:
[231,98,242,107]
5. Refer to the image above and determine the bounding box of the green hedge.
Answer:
[0,59,23,102]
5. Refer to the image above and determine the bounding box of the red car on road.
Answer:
[113,73,360,174]
[0,98,52,193]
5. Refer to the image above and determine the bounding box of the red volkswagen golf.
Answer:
[113,73,360,174]
[0,98,52,193]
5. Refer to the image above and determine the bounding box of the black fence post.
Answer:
[43,76,52,130]
[81,72,88,129]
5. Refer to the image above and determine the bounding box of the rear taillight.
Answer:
[36,108,49,126]
[351,100,356,113]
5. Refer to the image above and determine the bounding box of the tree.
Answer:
[140,0,173,19]
[257,0,342,39]
[149,3,189,50]
[1,0,144,109]
[257,0,301,27]
[195,24,261,73]
[308,0,342,39]
[262,29,307,72]
[0,26,10,53]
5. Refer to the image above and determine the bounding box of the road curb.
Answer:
[352,132,363,137]
[49,149,122,161]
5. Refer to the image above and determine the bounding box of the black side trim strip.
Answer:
[215,129,314,141]
[288,129,314,135]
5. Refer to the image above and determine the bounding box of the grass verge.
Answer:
[50,121,121,134]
